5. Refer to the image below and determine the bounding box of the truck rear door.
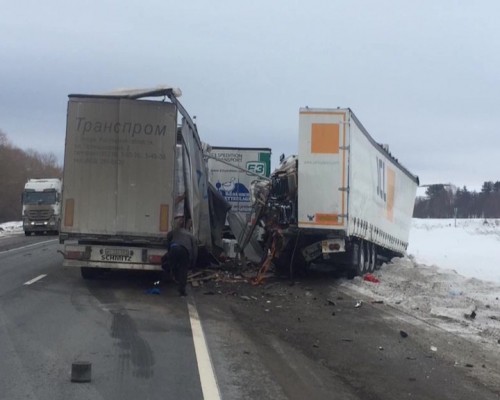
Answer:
[298,108,349,230]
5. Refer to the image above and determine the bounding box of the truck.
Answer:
[22,178,62,236]
[251,108,419,277]
[59,86,217,279]
[207,146,271,222]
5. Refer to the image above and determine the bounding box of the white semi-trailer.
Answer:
[256,108,419,277]
[59,86,213,279]
[207,146,271,221]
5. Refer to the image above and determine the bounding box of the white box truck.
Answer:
[59,86,213,279]
[256,108,419,277]
[207,146,271,220]
[22,178,62,235]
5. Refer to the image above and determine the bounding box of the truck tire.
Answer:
[354,240,367,276]
[358,240,369,276]
[368,243,377,272]
[81,267,98,280]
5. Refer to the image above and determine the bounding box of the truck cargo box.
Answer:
[61,97,177,241]
[207,146,271,221]
[298,108,418,254]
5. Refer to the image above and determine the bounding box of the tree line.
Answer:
[0,130,62,223]
[413,183,500,218]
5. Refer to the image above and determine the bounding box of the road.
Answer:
[1,233,499,399]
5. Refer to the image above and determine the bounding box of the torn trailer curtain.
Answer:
[180,118,212,250]
[208,182,232,252]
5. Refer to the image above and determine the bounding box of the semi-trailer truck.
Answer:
[59,86,214,279]
[253,108,419,277]
[22,178,62,235]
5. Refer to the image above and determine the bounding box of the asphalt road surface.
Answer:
[1,233,499,399]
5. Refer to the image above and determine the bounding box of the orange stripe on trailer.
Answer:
[341,114,346,223]
[311,123,339,154]
[159,204,169,232]
[64,198,74,227]
[316,213,339,224]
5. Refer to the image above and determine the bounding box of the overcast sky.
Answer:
[1,0,499,190]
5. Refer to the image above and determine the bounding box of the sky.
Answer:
[1,0,499,190]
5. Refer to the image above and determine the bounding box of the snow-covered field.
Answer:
[408,218,500,284]
[343,218,500,346]
[0,221,23,236]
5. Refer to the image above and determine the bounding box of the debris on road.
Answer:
[327,299,336,306]
[355,301,363,308]
[71,361,92,383]
[465,310,477,320]
[400,330,409,338]
[430,346,438,352]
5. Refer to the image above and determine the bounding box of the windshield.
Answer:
[23,191,57,205]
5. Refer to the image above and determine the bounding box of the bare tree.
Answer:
[0,130,62,222]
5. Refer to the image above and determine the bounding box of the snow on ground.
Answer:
[0,221,23,237]
[342,218,500,346]
[408,218,500,284]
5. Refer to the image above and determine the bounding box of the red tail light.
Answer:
[148,255,163,264]
[66,250,84,260]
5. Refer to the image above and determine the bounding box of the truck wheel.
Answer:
[356,240,367,276]
[368,243,377,272]
[81,267,97,280]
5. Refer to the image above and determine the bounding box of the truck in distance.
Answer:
[22,178,62,236]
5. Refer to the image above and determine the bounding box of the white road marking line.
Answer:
[188,299,221,400]
[24,274,47,285]
[0,239,57,255]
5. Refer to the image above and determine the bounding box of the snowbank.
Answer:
[341,218,500,346]
[0,221,23,237]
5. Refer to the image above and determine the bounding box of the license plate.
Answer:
[105,248,131,257]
